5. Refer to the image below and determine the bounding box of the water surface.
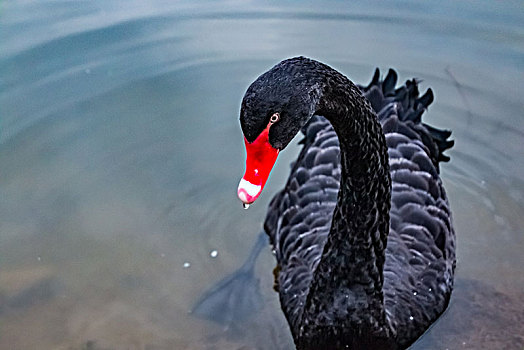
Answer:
[1,1,523,349]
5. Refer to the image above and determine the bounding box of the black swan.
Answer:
[235,57,455,350]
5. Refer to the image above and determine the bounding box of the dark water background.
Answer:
[0,1,523,349]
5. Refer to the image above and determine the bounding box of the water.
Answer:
[0,1,523,349]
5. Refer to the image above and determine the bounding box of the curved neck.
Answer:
[297,67,393,348]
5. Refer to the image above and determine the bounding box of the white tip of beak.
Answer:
[238,190,248,203]
[237,178,261,204]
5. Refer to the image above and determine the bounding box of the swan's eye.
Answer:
[269,112,280,124]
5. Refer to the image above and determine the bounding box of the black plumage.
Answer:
[240,57,455,350]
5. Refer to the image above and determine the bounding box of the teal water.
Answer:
[0,1,523,349]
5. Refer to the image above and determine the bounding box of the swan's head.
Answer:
[237,57,324,205]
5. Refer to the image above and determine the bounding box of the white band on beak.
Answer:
[237,178,262,204]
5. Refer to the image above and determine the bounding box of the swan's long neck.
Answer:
[297,68,394,348]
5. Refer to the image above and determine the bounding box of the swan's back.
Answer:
[263,69,455,347]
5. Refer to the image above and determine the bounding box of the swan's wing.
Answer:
[362,70,456,346]
[264,69,455,342]
[264,115,340,334]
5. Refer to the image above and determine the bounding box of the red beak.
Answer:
[238,123,279,205]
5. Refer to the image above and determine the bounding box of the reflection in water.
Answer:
[0,1,523,349]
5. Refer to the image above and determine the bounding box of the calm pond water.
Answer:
[1,1,523,349]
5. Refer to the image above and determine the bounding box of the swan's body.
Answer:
[237,57,455,349]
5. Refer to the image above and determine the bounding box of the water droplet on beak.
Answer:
[243,203,250,210]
